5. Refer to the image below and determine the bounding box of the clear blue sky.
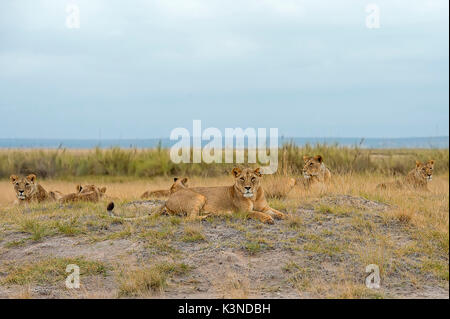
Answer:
[0,0,448,139]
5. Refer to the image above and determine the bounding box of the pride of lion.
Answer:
[9,175,107,205]
[9,155,436,224]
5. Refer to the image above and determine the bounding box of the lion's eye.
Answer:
[251,177,256,182]
[310,163,313,166]
[25,183,30,186]
[240,177,245,182]
[15,183,19,186]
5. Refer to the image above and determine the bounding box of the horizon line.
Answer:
[0,136,448,140]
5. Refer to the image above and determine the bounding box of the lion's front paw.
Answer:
[263,216,275,224]
[267,210,286,220]
[276,212,287,220]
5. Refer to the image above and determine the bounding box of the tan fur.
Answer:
[163,168,287,224]
[9,174,60,204]
[140,178,191,199]
[262,176,296,199]
[378,160,435,191]
[60,184,107,203]
[141,189,171,199]
[162,178,207,220]
[301,155,331,187]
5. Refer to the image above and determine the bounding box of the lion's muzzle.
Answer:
[243,187,254,198]
[17,191,26,200]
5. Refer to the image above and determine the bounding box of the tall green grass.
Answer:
[280,142,449,175]
[0,144,448,179]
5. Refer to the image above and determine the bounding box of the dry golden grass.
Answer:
[215,271,250,299]
[117,262,190,297]
[1,173,447,254]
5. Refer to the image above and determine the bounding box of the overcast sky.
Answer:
[0,0,448,139]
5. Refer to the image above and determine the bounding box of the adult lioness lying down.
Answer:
[60,184,107,203]
[165,167,287,224]
[10,174,62,204]
[108,167,287,224]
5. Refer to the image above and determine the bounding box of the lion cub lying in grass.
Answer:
[10,174,62,205]
[60,184,107,203]
[377,160,435,191]
[162,167,287,224]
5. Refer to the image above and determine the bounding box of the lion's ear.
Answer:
[314,155,323,163]
[181,178,188,186]
[428,160,435,166]
[254,168,262,177]
[100,187,107,194]
[416,161,422,168]
[76,185,83,192]
[303,156,310,163]
[10,175,19,184]
[26,174,36,183]
[232,167,242,177]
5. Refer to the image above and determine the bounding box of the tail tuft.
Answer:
[107,202,115,212]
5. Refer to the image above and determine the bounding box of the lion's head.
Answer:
[232,167,262,198]
[76,184,107,197]
[170,177,189,194]
[414,160,435,182]
[10,174,38,201]
[302,155,325,179]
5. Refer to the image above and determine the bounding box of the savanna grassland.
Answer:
[0,146,448,299]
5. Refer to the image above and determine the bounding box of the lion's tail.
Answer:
[107,202,115,215]
[106,202,163,221]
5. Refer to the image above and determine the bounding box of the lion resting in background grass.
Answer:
[141,179,186,199]
[141,189,170,199]
[377,160,435,191]
[163,167,287,224]
[10,174,62,204]
[300,155,331,187]
[60,184,107,203]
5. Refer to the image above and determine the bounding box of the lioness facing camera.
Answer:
[10,174,62,204]
[186,167,287,224]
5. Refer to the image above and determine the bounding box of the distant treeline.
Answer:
[0,143,448,179]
